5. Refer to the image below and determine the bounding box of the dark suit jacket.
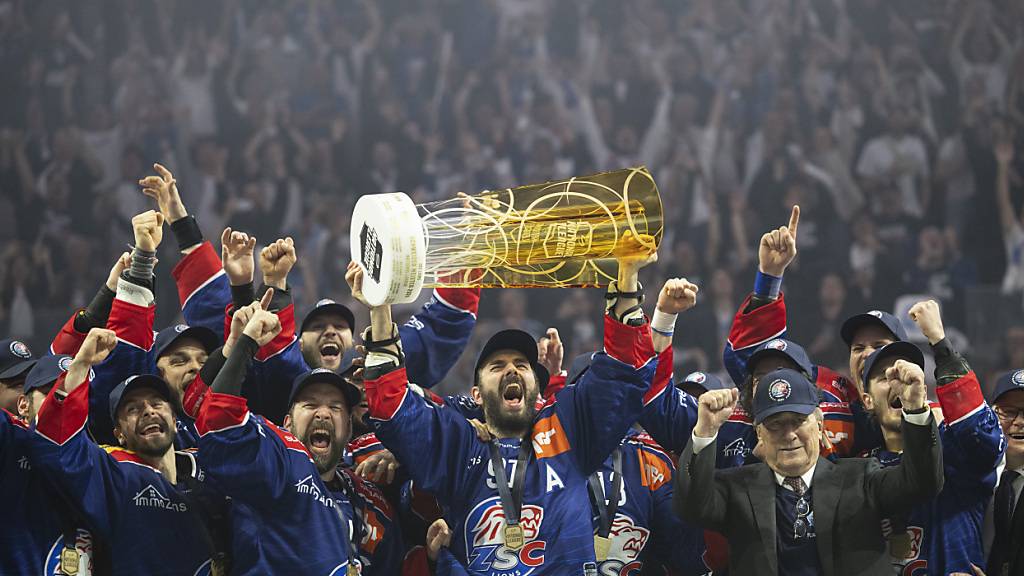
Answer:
[674,416,943,576]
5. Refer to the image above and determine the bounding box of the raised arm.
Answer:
[673,388,740,532]
[50,251,128,355]
[864,360,944,514]
[996,136,1018,236]
[140,163,231,336]
[723,206,799,385]
[31,329,123,537]
[639,278,702,452]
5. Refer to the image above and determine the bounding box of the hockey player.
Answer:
[357,245,659,574]
[195,295,357,575]
[860,300,1003,574]
[31,328,220,576]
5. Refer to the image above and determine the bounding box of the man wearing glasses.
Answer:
[990,369,1024,575]
[674,365,943,575]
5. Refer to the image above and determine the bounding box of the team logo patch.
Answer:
[466,498,546,573]
[9,340,31,358]
[685,371,706,384]
[768,379,792,401]
[603,515,651,566]
[868,310,884,318]
[316,298,337,308]
[1013,370,1024,387]
[58,356,73,372]
[766,339,787,351]
[174,324,188,333]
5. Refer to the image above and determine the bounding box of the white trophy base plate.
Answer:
[350,192,426,305]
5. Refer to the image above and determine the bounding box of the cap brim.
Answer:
[113,375,173,420]
[475,330,540,372]
[301,304,357,335]
[841,314,896,346]
[861,341,925,385]
[0,359,37,380]
[754,402,818,425]
[746,349,810,376]
[156,326,221,359]
[289,371,362,410]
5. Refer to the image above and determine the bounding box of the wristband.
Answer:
[170,215,203,252]
[651,309,677,335]
[129,248,157,281]
[753,270,782,300]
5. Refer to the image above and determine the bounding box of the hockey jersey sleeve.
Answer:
[638,346,699,453]
[172,241,230,338]
[935,371,1005,490]
[30,373,129,537]
[554,315,658,475]
[722,293,787,386]
[641,444,710,575]
[400,288,480,388]
[195,391,315,500]
[49,310,88,356]
[366,367,481,502]
[90,281,157,444]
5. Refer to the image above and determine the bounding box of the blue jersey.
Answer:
[636,346,700,453]
[172,241,231,338]
[868,372,1004,575]
[1,409,86,575]
[31,375,213,576]
[589,431,710,576]
[367,315,658,575]
[326,467,406,575]
[195,391,353,575]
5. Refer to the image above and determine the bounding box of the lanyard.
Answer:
[329,471,362,573]
[588,448,623,538]
[488,438,532,526]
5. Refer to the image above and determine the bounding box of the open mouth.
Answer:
[1009,433,1024,441]
[502,382,524,410]
[309,430,332,452]
[888,394,903,410]
[139,421,165,439]
[320,343,341,364]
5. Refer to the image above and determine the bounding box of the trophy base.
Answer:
[350,192,426,305]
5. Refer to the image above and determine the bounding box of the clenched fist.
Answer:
[885,359,927,412]
[65,328,118,395]
[908,300,944,345]
[260,237,296,290]
[759,205,800,277]
[657,278,699,314]
[132,210,165,252]
[694,388,739,438]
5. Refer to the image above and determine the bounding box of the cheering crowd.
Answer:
[0,161,1018,575]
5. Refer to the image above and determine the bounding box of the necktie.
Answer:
[784,476,807,497]
[995,470,1021,540]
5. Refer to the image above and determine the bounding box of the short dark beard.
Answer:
[302,420,344,475]
[128,420,176,459]
[481,372,538,437]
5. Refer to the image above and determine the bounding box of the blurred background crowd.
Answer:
[1,0,1023,395]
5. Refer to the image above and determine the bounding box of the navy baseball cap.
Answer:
[753,368,820,425]
[288,368,362,411]
[153,324,219,360]
[679,371,727,393]
[109,374,173,421]
[474,329,549,392]
[301,299,357,335]
[339,348,362,378]
[840,310,908,347]
[993,369,1024,403]
[746,338,813,376]
[566,352,596,385]
[23,355,74,394]
[860,341,925,389]
[0,338,36,380]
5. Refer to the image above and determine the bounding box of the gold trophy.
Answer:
[350,166,663,305]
